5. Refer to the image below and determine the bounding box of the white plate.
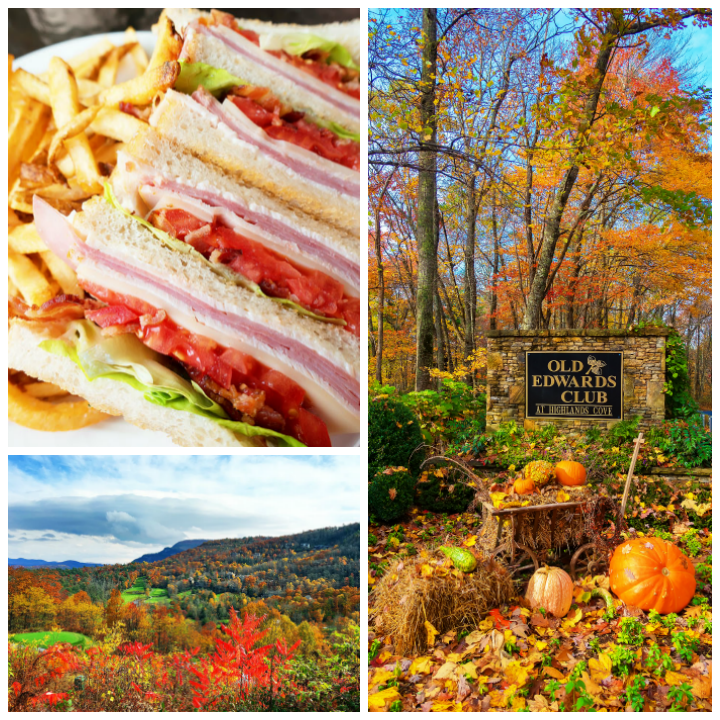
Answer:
[9,32,360,449]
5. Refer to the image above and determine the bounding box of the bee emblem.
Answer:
[586,355,606,375]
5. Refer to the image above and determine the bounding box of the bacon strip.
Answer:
[196,23,359,117]
[191,88,359,198]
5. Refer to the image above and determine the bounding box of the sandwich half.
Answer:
[165,8,360,133]
[9,158,359,447]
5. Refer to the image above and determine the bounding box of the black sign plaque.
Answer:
[525,351,623,420]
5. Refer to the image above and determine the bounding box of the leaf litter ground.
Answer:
[368,472,712,712]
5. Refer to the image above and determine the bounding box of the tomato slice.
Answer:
[149,210,358,332]
[78,280,331,445]
[287,407,332,447]
[229,95,359,170]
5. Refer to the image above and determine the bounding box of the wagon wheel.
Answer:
[569,542,609,581]
[490,541,539,578]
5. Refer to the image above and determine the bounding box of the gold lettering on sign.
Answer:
[532,375,543,387]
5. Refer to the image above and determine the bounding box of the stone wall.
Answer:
[486,329,670,433]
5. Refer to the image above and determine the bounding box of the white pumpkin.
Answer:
[525,565,573,618]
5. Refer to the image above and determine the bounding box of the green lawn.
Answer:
[10,631,91,649]
[121,576,170,604]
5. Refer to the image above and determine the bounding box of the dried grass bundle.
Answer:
[371,555,514,655]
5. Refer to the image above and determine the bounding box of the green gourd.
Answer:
[439,547,477,572]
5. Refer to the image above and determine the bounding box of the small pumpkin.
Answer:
[514,476,535,495]
[555,460,586,487]
[609,538,695,614]
[439,546,477,572]
[523,460,555,487]
[525,565,573,618]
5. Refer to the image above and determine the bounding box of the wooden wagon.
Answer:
[421,435,644,581]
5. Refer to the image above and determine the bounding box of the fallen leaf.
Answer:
[368,686,401,710]
[463,535,477,547]
[434,661,458,681]
[425,621,439,649]
[588,653,613,683]
[409,656,433,675]
[420,564,434,578]
[563,607,583,628]
[370,669,397,687]
[664,670,689,686]
[544,666,565,680]
[431,700,463,711]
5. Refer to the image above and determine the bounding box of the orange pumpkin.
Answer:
[514,476,535,495]
[555,460,586,487]
[609,538,696,614]
[525,565,573,618]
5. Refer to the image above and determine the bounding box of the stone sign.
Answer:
[526,351,623,420]
[486,328,670,433]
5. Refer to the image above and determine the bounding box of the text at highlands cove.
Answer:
[525,352,623,420]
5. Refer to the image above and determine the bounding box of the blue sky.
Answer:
[370,9,711,88]
[8,456,360,564]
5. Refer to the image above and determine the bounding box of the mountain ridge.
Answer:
[9,558,104,569]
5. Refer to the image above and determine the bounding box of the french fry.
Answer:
[34,183,92,201]
[98,46,122,88]
[78,78,105,105]
[125,27,149,74]
[90,107,147,142]
[12,67,51,105]
[64,135,102,192]
[9,380,112,431]
[23,382,69,399]
[8,251,55,306]
[47,57,81,126]
[9,224,47,254]
[48,103,102,163]
[148,16,183,70]
[48,58,102,192]
[8,98,50,186]
[100,60,179,106]
[41,249,83,295]
[55,152,75,180]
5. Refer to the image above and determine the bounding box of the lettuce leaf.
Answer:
[40,320,305,447]
[315,120,360,143]
[175,61,247,96]
[103,184,344,326]
[258,32,358,70]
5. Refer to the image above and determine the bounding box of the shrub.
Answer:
[645,418,711,468]
[368,468,415,524]
[368,397,423,482]
[664,332,699,420]
[415,465,476,514]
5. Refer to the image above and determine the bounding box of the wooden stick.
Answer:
[619,433,644,528]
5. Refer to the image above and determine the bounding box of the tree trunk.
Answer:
[463,172,477,364]
[435,290,445,374]
[414,7,438,391]
[489,197,500,331]
[521,24,616,329]
[374,173,394,384]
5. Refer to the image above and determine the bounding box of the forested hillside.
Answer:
[8,524,359,711]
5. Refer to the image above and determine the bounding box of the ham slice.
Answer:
[33,196,82,269]
[151,177,360,288]
[191,87,359,198]
[78,243,360,413]
[196,23,359,116]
